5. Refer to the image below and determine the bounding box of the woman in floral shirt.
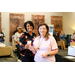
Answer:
[19,21,36,62]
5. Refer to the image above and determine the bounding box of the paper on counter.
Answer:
[64,56,75,59]
[27,41,31,45]
[70,46,75,48]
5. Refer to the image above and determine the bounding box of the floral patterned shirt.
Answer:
[19,32,36,57]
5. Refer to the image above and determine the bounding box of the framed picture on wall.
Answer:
[51,16,63,35]
[9,13,25,42]
[32,15,45,36]
[0,12,1,29]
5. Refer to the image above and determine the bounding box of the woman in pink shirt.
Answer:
[29,23,58,62]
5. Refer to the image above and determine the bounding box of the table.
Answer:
[57,49,75,62]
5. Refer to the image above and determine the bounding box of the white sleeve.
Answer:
[14,33,18,42]
[50,36,58,50]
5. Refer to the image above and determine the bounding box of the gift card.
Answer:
[27,41,31,45]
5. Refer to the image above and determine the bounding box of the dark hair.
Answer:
[24,21,34,31]
[38,23,50,40]
[73,31,75,35]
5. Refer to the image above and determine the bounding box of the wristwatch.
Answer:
[47,54,50,56]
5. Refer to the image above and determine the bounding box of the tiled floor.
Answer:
[58,48,68,57]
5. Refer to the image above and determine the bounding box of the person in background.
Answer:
[13,27,18,35]
[14,27,23,62]
[0,29,5,43]
[19,21,36,62]
[71,31,75,42]
[53,28,58,42]
[59,30,65,50]
[29,23,58,62]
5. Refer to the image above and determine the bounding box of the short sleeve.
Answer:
[50,36,58,50]
[14,33,17,41]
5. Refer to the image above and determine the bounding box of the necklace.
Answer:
[37,36,44,49]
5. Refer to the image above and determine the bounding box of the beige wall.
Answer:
[63,12,75,36]
[1,12,64,46]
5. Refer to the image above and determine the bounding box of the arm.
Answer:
[16,41,20,45]
[29,46,36,54]
[14,33,17,42]
[41,49,58,58]
[48,49,58,56]
[42,36,58,58]
[62,34,65,40]
[28,38,37,54]
[14,33,20,44]
[59,34,61,39]
[63,34,65,38]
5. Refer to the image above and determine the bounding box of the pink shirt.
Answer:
[33,35,58,62]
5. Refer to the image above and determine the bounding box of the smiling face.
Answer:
[26,23,33,32]
[18,28,22,33]
[38,25,47,37]
[61,31,64,34]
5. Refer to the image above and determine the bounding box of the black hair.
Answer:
[73,31,75,35]
[24,21,34,31]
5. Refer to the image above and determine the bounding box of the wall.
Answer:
[1,12,63,46]
[63,12,75,36]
